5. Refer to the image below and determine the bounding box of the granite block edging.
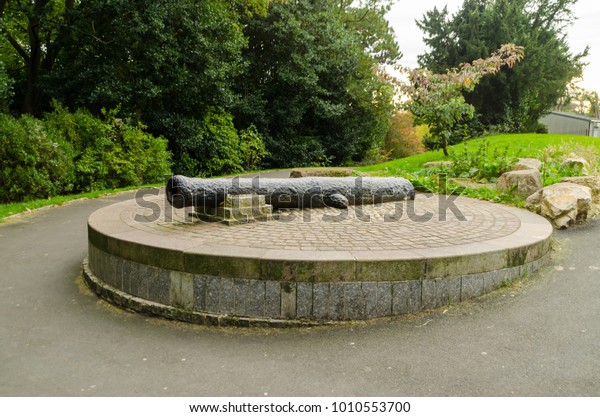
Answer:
[85,243,549,326]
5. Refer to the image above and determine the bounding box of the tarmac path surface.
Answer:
[1,187,599,396]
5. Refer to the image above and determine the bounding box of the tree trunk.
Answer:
[22,18,43,115]
[442,138,449,157]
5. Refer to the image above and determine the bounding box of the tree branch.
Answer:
[2,28,29,62]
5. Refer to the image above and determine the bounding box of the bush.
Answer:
[166,110,245,177]
[0,114,74,203]
[196,110,243,177]
[539,141,598,185]
[447,140,517,181]
[45,104,171,192]
[384,112,426,160]
[239,125,269,171]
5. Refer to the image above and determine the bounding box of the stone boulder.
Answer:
[526,182,592,229]
[512,158,543,171]
[561,176,600,203]
[496,169,542,196]
[562,157,591,175]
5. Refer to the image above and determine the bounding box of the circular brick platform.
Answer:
[84,191,553,326]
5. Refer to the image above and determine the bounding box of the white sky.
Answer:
[387,0,600,92]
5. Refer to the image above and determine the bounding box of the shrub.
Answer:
[196,110,244,177]
[447,140,518,181]
[0,114,74,203]
[539,141,598,186]
[44,104,171,192]
[166,110,245,177]
[239,125,269,171]
[384,112,426,160]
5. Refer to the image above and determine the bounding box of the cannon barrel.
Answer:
[166,175,415,210]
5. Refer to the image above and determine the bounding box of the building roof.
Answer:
[545,111,600,123]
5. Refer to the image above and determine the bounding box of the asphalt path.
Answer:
[1,187,599,396]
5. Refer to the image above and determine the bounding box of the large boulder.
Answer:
[562,157,591,175]
[561,176,600,203]
[526,182,593,229]
[512,158,543,171]
[496,169,542,196]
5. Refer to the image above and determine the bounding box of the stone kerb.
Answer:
[84,194,553,326]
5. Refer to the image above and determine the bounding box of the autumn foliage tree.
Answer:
[401,44,525,156]
[384,112,425,160]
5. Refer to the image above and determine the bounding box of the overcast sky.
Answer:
[387,0,600,92]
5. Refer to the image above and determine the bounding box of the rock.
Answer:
[424,161,453,168]
[526,182,592,229]
[496,169,542,196]
[561,176,600,203]
[289,168,354,178]
[562,157,591,175]
[512,158,543,171]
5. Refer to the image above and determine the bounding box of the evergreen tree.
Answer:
[417,0,587,132]
[234,0,399,167]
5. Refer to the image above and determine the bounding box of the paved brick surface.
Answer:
[125,192,523,252]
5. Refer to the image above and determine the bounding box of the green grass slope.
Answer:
[357,133,599,175]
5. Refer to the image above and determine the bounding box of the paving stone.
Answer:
[154,269,171,305]
[120,261,139,294]
[135,263,155,299]
[312,283,330,319]
[462,274,485,300]
[114,257,124,291]
[376,282,392,317]
[344,283,365,320]
[233,279,248,316]
[296,282,313,319]
[206,276,221,312]
[193,275,207,311]
[280,282,296,319]
[442,277,462,305]
[329,284,345,320]
[265,281,281,318]
[218,278,235,314]
[362,283,377,318]
[170,270,193,309]
[420,279,436,310]
[246,280,266,317]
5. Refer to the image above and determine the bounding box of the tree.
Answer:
[384,111,426,160]
[233,0,399,167]
[402,44,524,156]
[0,0,75,115]
[558,83,600,118]
[417,0,587,132]
[45,0,256,175]
[0,59,12,112]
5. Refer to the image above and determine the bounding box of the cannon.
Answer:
[166,175,415,210]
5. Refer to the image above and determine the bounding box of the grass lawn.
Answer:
[0,184,161,222]
[356,133,600,176]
